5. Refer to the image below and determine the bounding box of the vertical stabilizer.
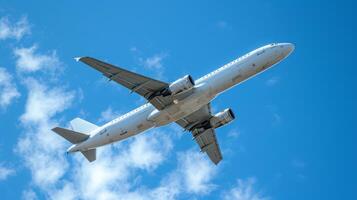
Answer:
[70,118,98,134]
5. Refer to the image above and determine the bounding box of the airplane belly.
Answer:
[147,84,214,126]
[166,86,214,121]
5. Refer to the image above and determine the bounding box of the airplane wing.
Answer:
[176,104,223,164]
[77,57,174,110]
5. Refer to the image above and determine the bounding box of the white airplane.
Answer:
[52,43,294,164]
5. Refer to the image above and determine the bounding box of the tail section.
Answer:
[52,127,89,144]
[52,118,99,162]
[70,118,98,134]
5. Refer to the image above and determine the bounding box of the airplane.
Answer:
[52,43,294,165]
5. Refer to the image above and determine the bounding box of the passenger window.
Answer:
[99,128,107,135]
[257,50,265,56]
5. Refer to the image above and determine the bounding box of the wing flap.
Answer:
[194,128,222,165]
[176,104,223,165]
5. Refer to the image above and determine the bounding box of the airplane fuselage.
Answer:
[68,43,294,153]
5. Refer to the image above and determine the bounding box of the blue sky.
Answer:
[0,0,356,199]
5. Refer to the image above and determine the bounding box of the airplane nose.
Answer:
[275,43,295,58]
[285,43,295,53]
[277,43,294,57]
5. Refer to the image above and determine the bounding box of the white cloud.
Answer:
[223,178,270,200]
[141,54,166,70]
[71,130,174,200]
[0,67,20,108]
[147,174,181,200]
[228,128,241,139]
[14,45,60,73]
[22,189,38,200]
[50,182,77,200]
[0,16,30,40]
[178,150,217,194]
[0,165,15,181]
[16,78,75,188]
[130,47,167,79]
[20,78,74,124]
[127,132,172,170]
[98,107,121,123]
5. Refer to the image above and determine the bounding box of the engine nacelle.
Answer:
[168,75,195,95]
[210,108,235,128]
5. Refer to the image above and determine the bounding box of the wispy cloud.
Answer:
[127,132,173,170]
[178,150,217,195]
[21,189,38,200]
[16,78,75,188]
[0,16,30,40]
[222,177,270,200]
[68,131,174,200]
[130,47,167,79]
[216,20,232,30]
[20,78,75,125]
[291,159,306,169]
[291,159,307,181]
[0,67,20,109]
[227,128,241,139]
[98,107,121,124]
[265,76,279,87]
[272,113,281,124]
[141,54,166,70]
[0,164,15,181]
[266,105,282,125]
[129,46,138,52]
[14,45,61,73]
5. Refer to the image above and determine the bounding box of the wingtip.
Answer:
[74,57,82,62]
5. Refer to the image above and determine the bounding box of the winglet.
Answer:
[74,57,82,62]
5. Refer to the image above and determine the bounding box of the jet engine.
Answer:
[210,108,235,128]
[166,75,195,96]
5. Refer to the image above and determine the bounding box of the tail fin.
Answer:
[52,127,89,144]
[70,118,98,134]
[81,149,96,162]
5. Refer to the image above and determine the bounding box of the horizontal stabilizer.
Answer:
[52,127,89,144]
[81,149,96,162]
[70,118,98,134]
